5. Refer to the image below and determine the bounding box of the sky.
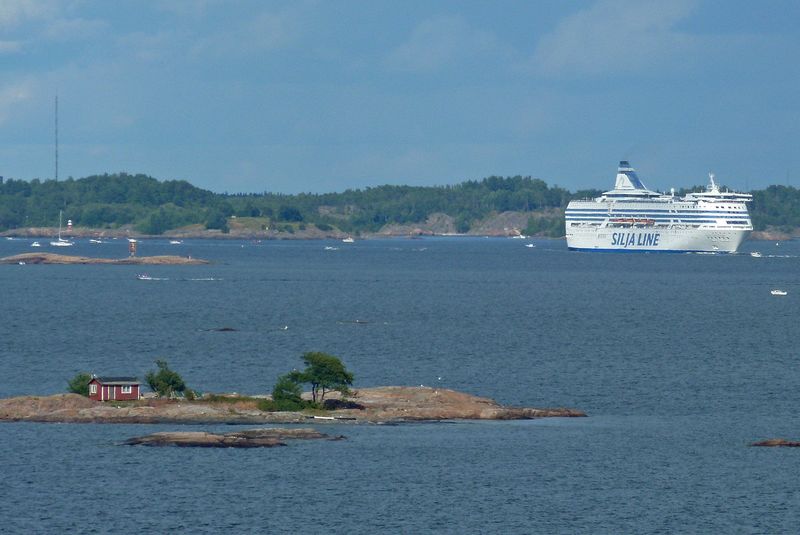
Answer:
[1,0,798,194]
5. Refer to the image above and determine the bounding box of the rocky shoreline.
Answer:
[0,253,208,265]
[2,219,796,241]
[0,386,586,425]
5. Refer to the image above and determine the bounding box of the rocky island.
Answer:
[123,428,345,448]
[0,252,208,265]
[0,386,585,425]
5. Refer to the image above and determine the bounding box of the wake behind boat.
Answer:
[565,162,752,253]
[136,274,168,281]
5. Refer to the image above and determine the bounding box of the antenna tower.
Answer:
[55,95,59,181]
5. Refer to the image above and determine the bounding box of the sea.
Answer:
[1,236,798,534]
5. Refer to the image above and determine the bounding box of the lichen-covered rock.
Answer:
[123,428,344,447]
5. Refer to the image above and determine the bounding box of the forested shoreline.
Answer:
[0,172,798,237]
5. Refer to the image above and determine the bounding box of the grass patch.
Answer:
[257,399,322,412]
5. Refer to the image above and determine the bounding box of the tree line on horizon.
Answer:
[0,172,798,236]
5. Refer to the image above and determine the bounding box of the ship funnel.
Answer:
[614,161,648,191]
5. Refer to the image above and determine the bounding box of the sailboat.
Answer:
[50,210,74,247]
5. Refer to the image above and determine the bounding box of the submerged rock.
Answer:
[750,438,800,447]
[123,428,345,447]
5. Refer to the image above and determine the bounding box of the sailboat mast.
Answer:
[55,95,59,182]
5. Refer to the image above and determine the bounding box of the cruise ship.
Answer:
[565,161,752,253]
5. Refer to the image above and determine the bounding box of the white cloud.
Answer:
[189,5,304,59]
[387,15,508,73]
[117,30,184,62]
[0,0,58,28]
[41,17,108,41]
[531,0,696,76]
[0,40,22,53]
[153,0,219,18]
[0,80,34,124]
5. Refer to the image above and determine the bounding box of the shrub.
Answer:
[67,372,92,396]
[322,398,364,410]
[145,359,188,398]
[257,398,306,412]
[272,373,303,404]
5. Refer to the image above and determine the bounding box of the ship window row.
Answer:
[566,208,748,214]
[565,216,751,222]
[565,214,748,219]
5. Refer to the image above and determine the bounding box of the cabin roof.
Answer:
[89,376,139,386]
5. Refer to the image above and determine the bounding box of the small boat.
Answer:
[169,240,183,245]
[342,237,355,243]
[137,274,167,281]
[89,238,103,244]
[525,243,535,248]
[770,289,787,296]
[324,246,338,251]
[750,252,762,258]
[31,241,41,247]
[50,210,74,247]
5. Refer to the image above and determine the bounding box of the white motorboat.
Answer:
[137,274,167,281]
[750,252,762,258]
[342,237,355,243]
[169,240,183,245]
[31,241,41,247]
[89,239,103,244]
[770,289,787,296]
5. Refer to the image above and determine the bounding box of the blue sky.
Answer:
[1,0,798,194]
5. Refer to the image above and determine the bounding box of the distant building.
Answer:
[88,376,141,401]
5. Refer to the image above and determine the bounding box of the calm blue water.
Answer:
[1,237,799,533]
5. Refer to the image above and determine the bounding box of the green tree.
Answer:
[145,359,187,398]
[272,373,303,404]
[293,352,354,403]
[204,208,230,232]
[278,205,303,222]
[67,372,92,396]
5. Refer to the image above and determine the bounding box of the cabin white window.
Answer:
[89,383,97,394]
[121,386,132,394]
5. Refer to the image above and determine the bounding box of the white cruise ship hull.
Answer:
[566,226,749,253]
[565,161,753,254]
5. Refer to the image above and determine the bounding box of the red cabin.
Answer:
[88,376,141,401]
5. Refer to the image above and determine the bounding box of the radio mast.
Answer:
[54,95,59,181]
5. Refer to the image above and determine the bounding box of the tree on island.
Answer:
[269,373,305,410]
[290,352,354,403]
[67,372,92,396]
[145,359,190,398]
